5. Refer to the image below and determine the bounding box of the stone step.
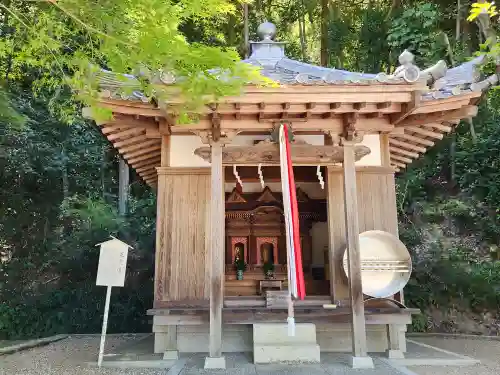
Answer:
[253,323,317,345]
[254,344,321,364]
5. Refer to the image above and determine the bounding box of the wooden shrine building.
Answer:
[87,22,492,368]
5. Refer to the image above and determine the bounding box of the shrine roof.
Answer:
[94,22,489,101]
[88,22,498,187]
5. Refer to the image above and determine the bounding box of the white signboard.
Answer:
[96,238,130,287]
[95,236,132,367]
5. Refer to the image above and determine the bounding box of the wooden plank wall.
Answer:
[155,167,211,305]
[327,166,398,300]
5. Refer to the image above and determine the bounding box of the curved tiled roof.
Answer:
[87,23,496,185]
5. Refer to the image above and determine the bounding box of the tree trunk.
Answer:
[243,3,249,59]
[320,0,329,66]
[298,2,308,62]
[118,158,129,216]
[101,145,106,199]
[61,146,69,199]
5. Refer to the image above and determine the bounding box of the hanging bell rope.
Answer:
[278,123,306,337]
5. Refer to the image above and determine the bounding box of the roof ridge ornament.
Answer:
[390,50,421,83]
[257,22,277,41]
[248,22,286,68]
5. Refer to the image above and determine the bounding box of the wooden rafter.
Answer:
[121,139,161,154]
[421,122,452,132]
[398,106,477,127]
[114,134,148,149]
[397,133,434,147]
[405,126,443,140]
[389,146,419,159]
[91,86,482,183]
[123,144,161,159]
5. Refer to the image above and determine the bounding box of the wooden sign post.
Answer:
[95,236,131,368]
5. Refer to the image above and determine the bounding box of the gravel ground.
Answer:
[1,334,499,375]
[408,337,500,375]
[0,335,164,375]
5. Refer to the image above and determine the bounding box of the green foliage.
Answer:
[0,87,25,128]
[0,191,156,339]
[0,85,156,339]
[0,0,265,123]
[405,241,500,313]
[388,3,445,65]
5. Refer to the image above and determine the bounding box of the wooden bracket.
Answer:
[342,113,363,143]
[234,103,241,119]
[270,122,294,143]
[323,130,341,146]
[377,102,392,109]
[158,118,171,135]
[189,129,242,145]
[190,130,211,144]
[390,91,421,125]
[282,103,290,118]
[353,102,367,110]
[211,112,221,142]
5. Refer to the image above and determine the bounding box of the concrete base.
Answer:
[204,356,226,369]
[253,323,320,364]
[163,350,179,360]
[349,356,374,369]
[386,349,405,359]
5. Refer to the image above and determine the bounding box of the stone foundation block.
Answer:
[253,323,320,364]
[349,356,374,369]
[204,356,226,369]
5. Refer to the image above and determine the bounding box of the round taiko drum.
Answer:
[341,230,412,298]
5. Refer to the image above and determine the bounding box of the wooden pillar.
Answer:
[386,324,405,359]
[154,135,170,302]
[381,134,405,305]
[342,141,373,368]
[206,141,226,368]
[380,134,391,167]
